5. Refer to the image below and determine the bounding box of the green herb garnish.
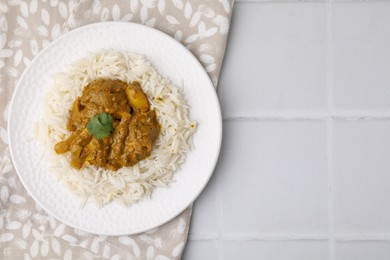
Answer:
[86,113,114,140]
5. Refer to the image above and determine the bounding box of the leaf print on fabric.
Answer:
[29,0,38,14]
[22,221,32,239]
[100,7,109,21]
[15,209,31,221]
[42,39,50,48]
[112,4,121,21]
[47,215,56,229]
[0,233,14,243]
[32,228,44,240]
[130,0,139,13]
[37,25,48,36]
[103,245,111,258]
[10,194,26,204]
[64,249,72,260]
[19,2,29,18]
[218,0,231,14]
[172,0,183,10]
[51,238,61,256]
[0,127,8,144]
[166,15,179,25]
[120,13,134,22]
[198,21,217,38]
[51,23,61,40]
[74,228,89,236]
[184,2,192,19]
[185,33,199,44]
[0,15,8,32]
[53,223,65,236]
[0,3,8,14]
[140,5,148,23]
[41,8,50,26]
[145,17,156,27]
[93,0,102,15]
[176,217,186,234]
[30,240,39,258]
[199,5,215,18]
[200,54,214,64]
[213,14,229,34]
[23,57,31,66]
[40,239,49,257]
[59,2,67,19]
[51,0,59,7]
[30,39,39,56]
[118,236,141,258]
[174,30,182,41]
[90,237,100,254]
[0,33,5,49]
[158,0,165,14]
[1,185,9,203]
[24,253,32,260]
[62,234,78,245]
[79,239,89,248]
[147,246,154,260]
[206,63,216,72]
[13,49,23,67]
[15,238,28,250]
[171,242,184,257]
[110,255,120,260]
[16,16,28,29]
[6,220,22,230]
[1,160,12,173]
[6,66,18,77]
[189,11,201,27]
[154,237,163,249]
[0,48,13,58]
[141,0,156,8]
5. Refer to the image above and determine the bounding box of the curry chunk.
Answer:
[125,81,149,110]
[55,79,160,170]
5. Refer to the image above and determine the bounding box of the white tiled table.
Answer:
[182,0,390,259]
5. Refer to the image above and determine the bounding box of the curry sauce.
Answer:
[54,79,160,171]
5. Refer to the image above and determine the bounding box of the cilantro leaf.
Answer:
[86,113,114,139]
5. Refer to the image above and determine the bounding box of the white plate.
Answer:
[8,22,222,236]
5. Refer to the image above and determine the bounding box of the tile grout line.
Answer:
[189,234,390,242]
[189,234,329,241]
[326,118,335,260]
[223,114,390,121]
[216,166,224,260]
[326,0,335,259]
[235,0,328,2]
[234,0,389,2]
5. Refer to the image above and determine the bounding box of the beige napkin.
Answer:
[0,0,232,259]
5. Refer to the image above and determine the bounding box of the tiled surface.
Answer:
[335,241,390,260]
[218,2,327,117]
[332,2,390,112]
[184,1,390,260]
[218,121,328,235]
[222,241,328,260]
[334,120,390,234]
[182,241,218,260]
[188,171,218,236]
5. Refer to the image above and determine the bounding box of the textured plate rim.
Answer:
[8,21,222,236]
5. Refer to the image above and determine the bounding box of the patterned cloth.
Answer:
[0,0,232,259]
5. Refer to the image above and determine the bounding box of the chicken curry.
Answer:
[54,79,160,171]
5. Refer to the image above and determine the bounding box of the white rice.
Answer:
[37,49,196,207]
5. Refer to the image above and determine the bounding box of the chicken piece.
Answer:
[125,82,149,110]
